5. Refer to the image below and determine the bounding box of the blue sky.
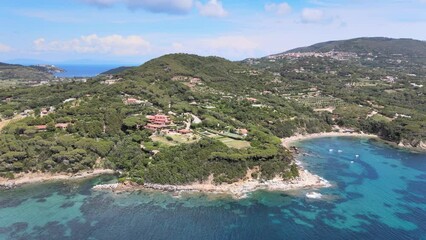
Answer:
[1,0,426,64]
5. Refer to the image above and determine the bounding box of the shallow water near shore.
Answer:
[1,137,426,240]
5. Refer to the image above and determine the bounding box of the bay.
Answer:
[1,137,425,240]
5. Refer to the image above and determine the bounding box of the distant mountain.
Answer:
[284,37,426,58]
[0,62,55,82]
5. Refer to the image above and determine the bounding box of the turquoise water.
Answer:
[0,137,425,239]
[54,65,122,78]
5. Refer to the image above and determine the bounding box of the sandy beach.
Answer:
[282,131,378,148]
[0,169,116,189]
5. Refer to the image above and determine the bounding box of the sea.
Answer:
[53,65,123,78]
[1,137,425,240]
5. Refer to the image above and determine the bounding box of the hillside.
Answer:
[120,54,270,93]
[101,66,134,75]
[0,53,321,185]
[245,38,426,148]
[285,37,426,58]
[0,62,55,84]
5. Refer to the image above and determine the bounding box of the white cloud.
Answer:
[168,35,258,59]
[202,36,257,51]
[80,0,193,14]
[301,8,325,23]
[265,2,291,15]
[0,43,12,53]
[33,34,151,56]
[196,0,227,17]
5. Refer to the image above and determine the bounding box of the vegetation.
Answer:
[0,37,425,185]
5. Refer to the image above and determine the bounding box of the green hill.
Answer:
[285,37,426,58]
[0,54,313,185]
[120,53,265,93]
[0,62,55,83]
[101,66,134,75]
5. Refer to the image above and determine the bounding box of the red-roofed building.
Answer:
[147,114,170,125]
[145,124,167,131]
[246,97,258,103]
[237,128,249,136]
[125,98,138,105]
[145,114,172,131]
[178,129,192,134]
[35,125,47,131]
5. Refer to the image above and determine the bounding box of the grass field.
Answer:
[371,114,393,122]
[151,134,199,146]
[216,136,251,149]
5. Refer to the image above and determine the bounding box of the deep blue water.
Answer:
[54,65,122,78]
[0,137,425,240]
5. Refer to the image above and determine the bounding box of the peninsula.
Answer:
[0,37,425,195]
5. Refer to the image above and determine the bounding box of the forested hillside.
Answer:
[1,37,425,186]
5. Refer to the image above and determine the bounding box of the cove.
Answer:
[0,137,425,240]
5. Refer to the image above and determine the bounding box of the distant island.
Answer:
[0,37,424,196]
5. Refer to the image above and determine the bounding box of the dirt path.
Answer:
[0,114,25,131]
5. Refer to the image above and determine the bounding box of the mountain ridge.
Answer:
[278,37,426,57]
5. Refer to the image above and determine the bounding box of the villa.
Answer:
[145,114,171,131]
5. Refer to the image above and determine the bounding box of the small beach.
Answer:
[281,131,378,148]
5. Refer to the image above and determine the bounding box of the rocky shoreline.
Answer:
[0,169,116,190]
[93,168,331,199]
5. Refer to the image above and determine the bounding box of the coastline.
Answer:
[1,132,381,196]
[282,131,378,148]
[0,169,116,189]
[93,168,331,199]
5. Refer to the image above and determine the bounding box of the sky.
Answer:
[1,0,426,65]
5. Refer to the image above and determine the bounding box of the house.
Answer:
[145,114,172,131]
[40,108,49,117]
[35,125,47,131]
[125,98,138,105]
[104,79,117,85]
[246,97,258,103]
[21,109,34,117]
[147,114,170,125]
[55,123,69,129]
[237,128,249,137]
[178,129,192,134]
[124,98,144,105]
[145,124,168,131]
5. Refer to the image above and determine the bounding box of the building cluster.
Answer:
[144,114,193,134]
[34,123,71,131]
[171,75,203,88]
[268,51,358,61]
[40,107,55,117]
